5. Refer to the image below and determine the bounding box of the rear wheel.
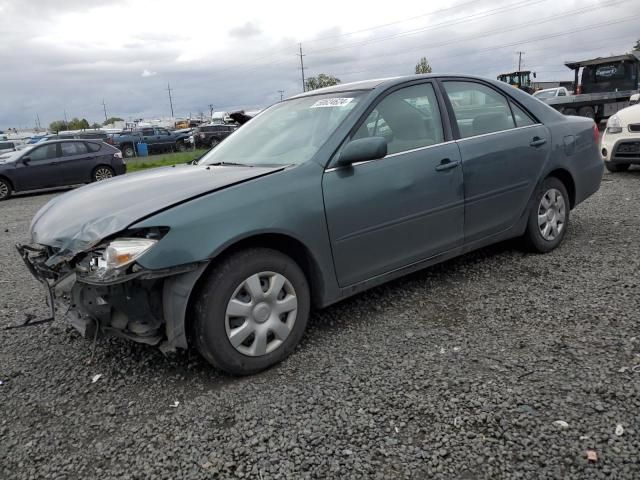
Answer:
[578,106,595,120]
[0,177,12,200]
[193,248,310,375]
[210,137,220,148]
[605,162,630,173]
[92,165,114,182]
[121,144,135,158]
[524,177,570,253]
[176,142,187,152]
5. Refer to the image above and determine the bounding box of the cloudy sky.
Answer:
[0,0,638,129]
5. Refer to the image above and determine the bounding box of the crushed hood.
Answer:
[30,164,282,263]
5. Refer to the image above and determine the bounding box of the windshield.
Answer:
[534,89,557,99]
[199,91,365,166]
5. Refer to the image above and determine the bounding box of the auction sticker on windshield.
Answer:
[310,98,354,108]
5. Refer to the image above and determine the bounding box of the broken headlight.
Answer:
[81,237,158,282]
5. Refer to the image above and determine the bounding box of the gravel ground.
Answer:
[1,172,639,479]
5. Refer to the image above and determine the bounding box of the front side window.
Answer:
[29,143,57,161]
[353,83,444,155]
[199,91,364,166]
[443,81,516,138]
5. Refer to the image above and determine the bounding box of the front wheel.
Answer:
[193,248,310,375]
[0,177,12,200]
[523,177,570,253]
[605,162,630,173]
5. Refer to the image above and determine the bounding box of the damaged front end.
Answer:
[16,229,205,350]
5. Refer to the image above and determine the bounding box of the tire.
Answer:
[193,248,310,375]
[0,177,12,201]
[176,142,187,152]
[92,165,115,182]
[564,108,577,116]
[578,106,595,120]
[523,177,570,253]
[605,162,630,173]
[210,137,220,148]
[121,144,135,158]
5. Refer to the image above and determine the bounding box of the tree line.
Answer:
[49,117,124,133]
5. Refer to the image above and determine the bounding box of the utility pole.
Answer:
[278,90,285,101]
[208,104,214,118]
[63,109,68,124]
[167,83,175,118]
[36,113,41,130]
[102,99,108,123]
[516,51,525,71]
[298,43,306,92]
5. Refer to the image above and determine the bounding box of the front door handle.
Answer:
[435,158,460,172]
[530,137,547,147]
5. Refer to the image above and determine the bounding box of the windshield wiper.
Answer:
[206,161,251,167]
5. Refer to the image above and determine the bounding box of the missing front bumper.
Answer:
[15,242,204,348]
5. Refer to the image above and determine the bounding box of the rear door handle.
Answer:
[435,158,460,172]
[530,137,547,147]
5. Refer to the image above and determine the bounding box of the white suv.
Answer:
[601,102,640,172]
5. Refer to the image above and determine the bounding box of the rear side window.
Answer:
[510,101,535,127]
[61,142,88,156]
[443,81,516,138]
[141,128,154,136]
[0,142,14,149]
[353,82,444,155]
[86,142,102,152]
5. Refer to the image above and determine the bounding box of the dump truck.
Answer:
[543,51,640,121]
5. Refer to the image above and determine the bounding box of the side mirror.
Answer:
[22,156,31,165]
[335,137,387,168]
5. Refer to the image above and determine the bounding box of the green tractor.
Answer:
[497,71,536,94]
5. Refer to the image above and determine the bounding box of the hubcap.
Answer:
[538,188,566,241]
[225,271,298,357]
[0,181,8,199]
[95,168,113,181]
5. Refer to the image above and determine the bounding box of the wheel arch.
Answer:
[546,168,576,208]
[166,232,326,350]
[0,174,14,191]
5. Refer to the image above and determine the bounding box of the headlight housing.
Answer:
[80,237,159,282]
[104,238,157,270]
[606,115,623,134]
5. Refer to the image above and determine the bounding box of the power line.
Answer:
[308,0,631,58]
[307,0,550,55]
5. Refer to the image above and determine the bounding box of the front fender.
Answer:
[130,161,341,306]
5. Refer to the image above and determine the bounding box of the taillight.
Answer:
[576,85,582,95]
[593,123,600,143]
